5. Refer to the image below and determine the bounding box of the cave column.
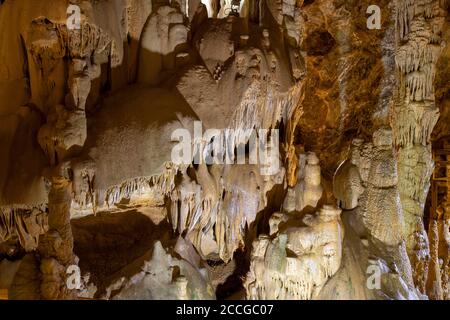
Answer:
[443,196,450,299]
[393,0,446,293]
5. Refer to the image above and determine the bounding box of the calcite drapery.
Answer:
[283,152,323,213]
[332,129,422,300]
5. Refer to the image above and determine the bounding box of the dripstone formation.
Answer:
[0,0,449,300]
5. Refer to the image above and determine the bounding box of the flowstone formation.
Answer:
[394,0,447,294]
[0,0,449,301]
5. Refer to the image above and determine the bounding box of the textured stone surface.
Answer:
[0,0,449,300]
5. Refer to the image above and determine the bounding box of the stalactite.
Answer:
[170,179,265,262]
[38,175,77,300]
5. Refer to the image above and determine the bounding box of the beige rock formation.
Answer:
[245,205,344,300]
[0,0,449,301]
[393,0,447,293]
[104,241,215,300]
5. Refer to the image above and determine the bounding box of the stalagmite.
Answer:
[0,206,48,252]
[245,205,344,300]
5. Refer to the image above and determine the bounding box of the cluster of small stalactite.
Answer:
[69,163,180,217]
[23,9,120,299]
[229,80,303,133]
